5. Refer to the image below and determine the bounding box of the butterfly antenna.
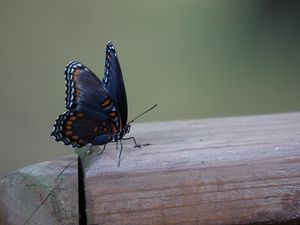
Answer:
[128,104,157,124]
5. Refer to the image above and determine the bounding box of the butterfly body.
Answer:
[52,42,130,149]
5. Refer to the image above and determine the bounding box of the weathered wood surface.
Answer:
[83,112,300,225]
[0,156,78,225]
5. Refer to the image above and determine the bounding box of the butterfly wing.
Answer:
[51,61,119,147]
[102,42,128,129]
[51,111,116,147]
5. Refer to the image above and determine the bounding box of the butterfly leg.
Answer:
[97,144,107,156]
[118,140,123,167]
[123,136,141,148]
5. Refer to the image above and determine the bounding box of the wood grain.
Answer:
[83,112,300,225]
[0,156,78,225]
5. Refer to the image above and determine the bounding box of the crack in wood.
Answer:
[23,158,76,225]
[78,156,87,225]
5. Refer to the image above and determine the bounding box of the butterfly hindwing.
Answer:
[102,42,128,129]
[51,111,116,147]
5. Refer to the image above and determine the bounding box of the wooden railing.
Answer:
[1,112,300,225]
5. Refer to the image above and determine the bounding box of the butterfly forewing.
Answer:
[102,42,128,129]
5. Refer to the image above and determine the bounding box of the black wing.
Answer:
[51,111,116,147]
[102,42,128,129]
[51,61,119,147]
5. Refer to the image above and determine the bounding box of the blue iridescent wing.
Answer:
[102,42,128,129]
[51,61,119,147]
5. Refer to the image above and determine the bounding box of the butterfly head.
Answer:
[112,124,131,142]
[123,124,131,135]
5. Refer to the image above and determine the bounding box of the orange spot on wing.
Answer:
[69,116,76,121]
[103,127,109,132]
[101,98,111,107]
[78,139,84,145]
[75,89,80,96]
[65,126,71,130]
[72,135,79,140]
[73,68,80,80]
[93,127,99,133]
[64,130,72,136]
[77,113,84,117]
[109,111,116,117]
[66,121,72,125]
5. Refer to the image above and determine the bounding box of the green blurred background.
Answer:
[0,1,299,177]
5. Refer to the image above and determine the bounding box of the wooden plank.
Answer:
[0,156,78,225]
[83,112,300,225]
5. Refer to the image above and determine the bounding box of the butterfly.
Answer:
[51,41,156,166]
